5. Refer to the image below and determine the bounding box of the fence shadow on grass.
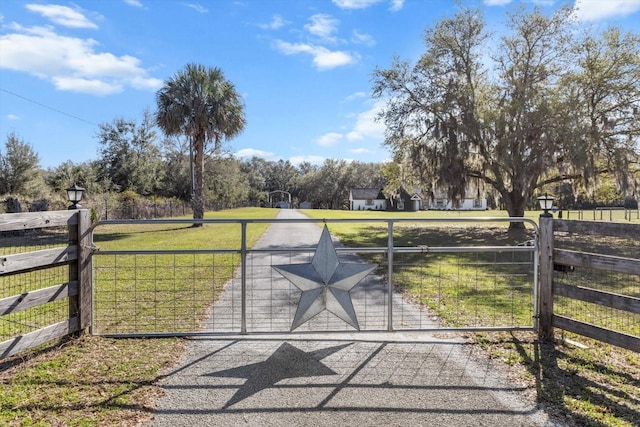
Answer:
[510,333,640,427]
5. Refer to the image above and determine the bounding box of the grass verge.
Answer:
[1,336,183,426]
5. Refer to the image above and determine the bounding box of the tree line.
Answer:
[0,127,386,216]
[1,125,634,217]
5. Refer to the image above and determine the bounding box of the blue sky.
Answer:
[1,0,639,169]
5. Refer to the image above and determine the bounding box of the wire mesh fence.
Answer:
[0,226,71,342]
[553,231,640,339]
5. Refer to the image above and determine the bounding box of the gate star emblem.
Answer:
[273,225,377,331]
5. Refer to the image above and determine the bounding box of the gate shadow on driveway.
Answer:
[147,335,556,427]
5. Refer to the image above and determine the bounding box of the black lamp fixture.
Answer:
[537,193,554,218]
[66,184,85,209]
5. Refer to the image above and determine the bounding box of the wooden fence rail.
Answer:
[0,210,92,359]
[538,217,640,352]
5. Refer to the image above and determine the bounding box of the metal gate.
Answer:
[90,216,539,337]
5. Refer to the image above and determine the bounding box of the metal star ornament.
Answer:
[272,225,377,331]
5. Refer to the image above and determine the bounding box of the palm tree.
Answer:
[155,63,246,224]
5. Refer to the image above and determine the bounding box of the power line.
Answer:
[1,87,100,127]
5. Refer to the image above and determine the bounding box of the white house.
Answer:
[350,186,487,211]
[422,188,487,210]
[349,188,387,211]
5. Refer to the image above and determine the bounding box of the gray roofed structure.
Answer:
[350,188,385,200]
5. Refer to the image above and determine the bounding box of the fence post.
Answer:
[68,209,94,333]
[538,216,554,341]
[68,212,80,331]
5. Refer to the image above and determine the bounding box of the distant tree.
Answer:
[96,110,162,195]
[347,162,385,189]
[156,63,246,224]
[240,157,269,206]
[316,159,345,209]
[45,160,99,195]
[552,27,640,196]
[372,5,640,228]
[205,156,249,208]
[0,132,41,195]
[381,160,420,202]
[265,159,299,194]
[297,161,319,177]
[158,137,192,200]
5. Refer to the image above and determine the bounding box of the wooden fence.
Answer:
[0,210,92,359]
[538,217,640,351]
[564,207,640,221]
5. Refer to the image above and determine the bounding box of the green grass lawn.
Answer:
[1,207,638,426]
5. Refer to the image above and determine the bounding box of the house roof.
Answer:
[350,188,385,200]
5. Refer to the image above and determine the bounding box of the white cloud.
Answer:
[235,148,275,159]
[290,155,325,166]
[313,48,357,69]
[7,114,20,120]
[572,0,640,21]
[389,0,404,11]
[0,25,162,95]
[259,15,288,30]
[351,30,375,47]
[305,14,339,41]
[483,0,512,5]
[332,0,403,11]
[349,148,372,154]
[317,132,343,147]
[184,3,208,13]
[25,4,98,29]
[346,101,385,141]
[53,76,122,95]
[124,0,144,7]
[332,0,382,9]
[130,75,164,90]
[345,91,366,101]
[273,40,356,70]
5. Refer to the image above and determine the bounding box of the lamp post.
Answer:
[537,193,554,218]
[66,184,85,210]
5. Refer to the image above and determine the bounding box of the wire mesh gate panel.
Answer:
[91,217,539,336]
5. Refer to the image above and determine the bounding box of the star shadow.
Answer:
[205,342,352,408]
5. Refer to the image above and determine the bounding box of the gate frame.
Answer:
[90,216,540,337]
